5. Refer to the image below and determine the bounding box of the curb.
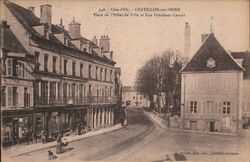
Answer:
[7,124,123,158]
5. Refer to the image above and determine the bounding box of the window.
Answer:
[208,77,214,89]
[110,70,113,82]
[72,62,76,76]
[24,87,30,107]
[63,83,68,99]
[64,59,67,75]
[35,51,40,70]
[1,86,6,107]
[223,102,230,114]
[100,68,103,80]
[53,56,57,73]
[206,101,213,113]
[13,87,18,107]
[190,101,197,113]
[44,54,48,72]
[80,64,83,77]
[104,69,107,81]
[96,67,98,80]
[89,65,92,79]
[50,82,56,100]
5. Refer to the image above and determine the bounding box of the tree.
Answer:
[135,50,182,114]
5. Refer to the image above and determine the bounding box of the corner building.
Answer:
[2,0,118,139]
[181,33,244,134]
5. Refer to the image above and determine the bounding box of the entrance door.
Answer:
[209,122,215,132]
[190,121,197,130]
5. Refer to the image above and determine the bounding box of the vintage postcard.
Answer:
[1,0,249,162]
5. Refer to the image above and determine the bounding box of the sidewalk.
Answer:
[3,124,122,158]
[143,110,241,137]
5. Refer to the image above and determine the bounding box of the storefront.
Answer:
[2,110,33,147]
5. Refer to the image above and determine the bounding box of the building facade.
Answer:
[181,33,245,134]
[1,0,120,146]
[231,52,250,128]
[122,86,150,107]
[1,21,35,146]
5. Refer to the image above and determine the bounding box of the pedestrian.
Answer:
[18,126,23,145]
[56,134,62,154]
[41,130,46,144]
[77,123,82,135]
[124,110,128,127]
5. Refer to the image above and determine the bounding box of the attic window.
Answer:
[64,37,68,46]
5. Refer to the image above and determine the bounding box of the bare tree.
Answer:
[135,50,182,115]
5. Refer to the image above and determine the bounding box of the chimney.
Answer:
[69,17,81,39]
[92,36,98,46]
[59,18,64,28]
[28,7,35,13]
[99,35,110,52]
[40,4,52,32]
[201,34,209,44]
[184,22,190,59]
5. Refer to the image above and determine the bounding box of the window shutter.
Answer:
[7,87,12,107]
[185,102,189,114]
[198,102,201,113]
[219,102,222,114]
[7,59,12,76]
[215,102,218,114]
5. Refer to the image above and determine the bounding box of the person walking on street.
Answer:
[56,134,62,154]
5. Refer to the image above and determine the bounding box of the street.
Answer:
[9,107,250,161]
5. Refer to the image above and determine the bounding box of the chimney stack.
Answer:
[92,36,98,46]
[69,17,81,39]
[99,35,110,52]
[40,5,52,32]
[184,22,190,59]
[28,7,35,13]
[59,18,64,28]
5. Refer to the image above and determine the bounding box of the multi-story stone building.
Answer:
[231,52,250,128]
[180,31,250,134]
[1,21,35,146]
[1,0,119,145]
[122,86,150,107]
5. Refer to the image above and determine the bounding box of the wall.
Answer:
[181,72,243,133]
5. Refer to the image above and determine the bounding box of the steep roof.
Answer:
[3,0,115,65]
[182,33,244,72]
[0,22,28,54]
[231,51,250,79]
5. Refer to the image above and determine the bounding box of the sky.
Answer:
[13,0,250,86]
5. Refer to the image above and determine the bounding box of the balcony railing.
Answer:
[34,96,117,106]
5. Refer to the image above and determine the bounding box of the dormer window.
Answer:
[64,36,68,46]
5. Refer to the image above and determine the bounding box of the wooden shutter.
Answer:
[7,59,12,76]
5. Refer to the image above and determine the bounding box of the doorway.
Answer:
[209,121,215,132]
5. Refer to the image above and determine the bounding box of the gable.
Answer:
[182,33,244,73]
